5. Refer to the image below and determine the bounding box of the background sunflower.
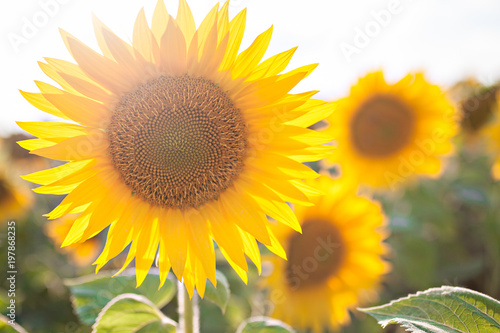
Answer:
[326,71,458,189]
[260,176,390,332]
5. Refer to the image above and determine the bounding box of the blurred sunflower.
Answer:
[0,170,33,222]
[448,79,498,136]
[18,0,333,296]
[326,71,457,189]
[261,176,390,332]
[484,98,500,179]
[45,214,101,267]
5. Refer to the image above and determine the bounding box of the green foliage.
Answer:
[204,270,230,312]
[360,286,500,333]
[0,315,27,333]
[92,294,176,333]
[378,147,500,300]
[237,317,295,333]
[65,268,176,325]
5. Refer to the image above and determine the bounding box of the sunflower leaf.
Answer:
[92,294,176,333]
[204,270,230,312]
[359,286,500,333]
[236,317,295,333]
[65,268,176,325]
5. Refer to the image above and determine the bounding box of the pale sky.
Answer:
[2,0,500,135]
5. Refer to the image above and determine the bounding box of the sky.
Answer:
[1,0,500,135]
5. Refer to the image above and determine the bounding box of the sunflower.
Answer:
[326,71,457,189]
[448,79,498,136]
[261,175,390,332]
[45,214,101,267]
[17,0,333,296]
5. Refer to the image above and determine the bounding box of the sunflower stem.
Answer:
[178,281,199,333]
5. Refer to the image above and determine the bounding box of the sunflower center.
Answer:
[350,94,415,157]
[108,74,247,209]
[286,219,345,290]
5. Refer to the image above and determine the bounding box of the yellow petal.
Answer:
[135,208,160,286]
[219,8,246,71]
[264,226,286,259]
[46,171,114,219]
[92,14,114,59]
[30,131,108,161]
[17,138,57,151]
[43,91,110,128]
[161,208,188,279]
[33,162,97,194]
[61,29,132,94]
[176,0,196,47]
[220,246,248,283]
[238,229,261,274]
[152,0,169,42]
[232,26,273,79]
[234,71,307,110]
[62,211,93,246]
[201,202,248,271]
[217,1,230,44]
[22,160,94,185]
[247,47,297,81]
[133,8,159,64]
[194,256,208,298]
[19,90,69,120]
[184,208,216,285]
[17,121,90,139]
[160,17,187,75]
[38,61,80,96]
[219,188,271,246]
[157,233,172,288]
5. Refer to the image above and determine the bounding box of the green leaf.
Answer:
[204,270,230,312]
[236,317,295,333]
[92,294,176,333]
[65,268,176,325]
[359,286,500,333]
[0,315,28,333]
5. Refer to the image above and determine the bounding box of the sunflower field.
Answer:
[1,0,500,332]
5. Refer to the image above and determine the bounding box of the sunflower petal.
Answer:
[176,0,196,47]
[219,8,246,70]
[21,160,93,185]
[152,0,170,42]
[20,90,69,120]
[160,17,187,75]
[61,29,132,94]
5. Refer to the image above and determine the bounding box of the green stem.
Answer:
[178,281,199,333]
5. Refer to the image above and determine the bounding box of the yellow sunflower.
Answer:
[17,0,333,297]
[45,214,101,267]
[261,175,390,332]
[326,71,457,189]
